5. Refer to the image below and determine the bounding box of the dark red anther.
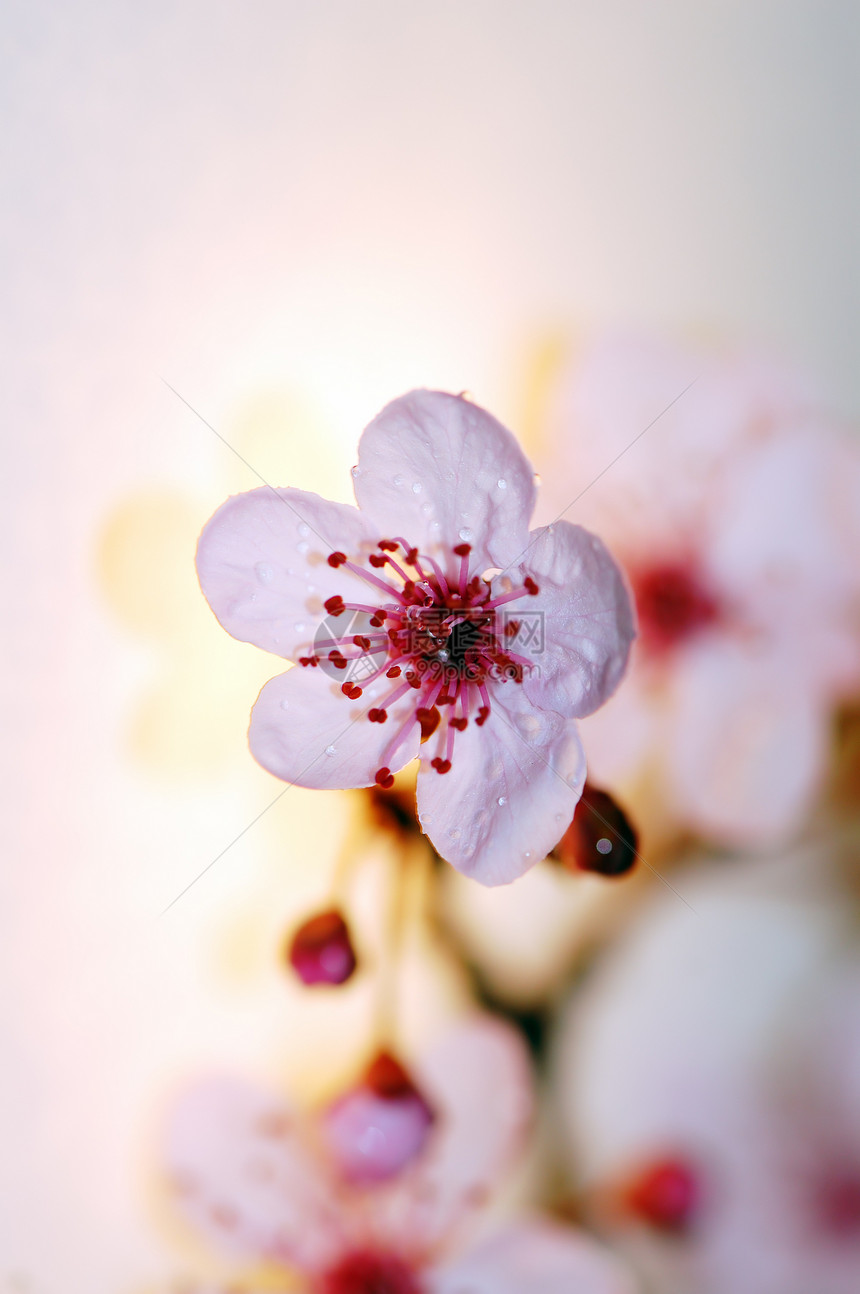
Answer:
[556,783,638,877]
[287,909,357,987]
[453,542,472,557]
[405,671,422,689]
[327,551,348,568]
[375,767,395,789]
[402,580,416,598]
[368,708,388,724]
[475,706,490,726]
[404,547,419,566]
[378,539,399,552]
[431,757,452,774]
[523,576,539,595]
[328,651,348,670]
[353,635,372,650]
[504,619,521,637]
[450,716,468,731]
[370,613,385,627]
[299,655,319,667]
[622,1156,701,1234]
[368,553,388,568]
[341,682,362,699]
[436,691,454,706]
[324,595,346,616]
[386,665,402,678]
[416,707,441,740]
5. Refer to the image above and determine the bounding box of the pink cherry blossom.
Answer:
[539,332,860,848]
[162,1016,637,1294]
[197,390,634,884]
[556,849,860,1294]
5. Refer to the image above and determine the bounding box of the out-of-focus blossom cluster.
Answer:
[139,334,860,1294]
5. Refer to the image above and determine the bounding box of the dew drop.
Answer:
[280,699,290,710]
[249,591,259,602]
[411,481,422,494]
[394,474,405,486]
[596,838,612,855]
[297,541,309,554]
[351,465,360,478]
[497,795,507,806]
[298,523,310,538]
[325,745,336,757]
[458,526,473,541]
[524,850,532,860]
[497,478,507,490]
[293,622,306,632]
[255,561,275,585]
[421,501,432,514]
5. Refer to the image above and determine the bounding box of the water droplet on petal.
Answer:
[293,622,306,632]
[280,699,290,710]
[497,478,507,490]
[255,561,275,584]
[351,465,360,478]
[421,501,432,514]
[497,796,507,806]
[458,527,473,541]
[393,474,405,486]
[325,745,336,757]
[297,541,309,554]
[298,523,310,537]
[411,482,422,494]
[524,850,532,860]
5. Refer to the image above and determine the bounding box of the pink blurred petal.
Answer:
[196,486,383,660]
[248,665,421,790]
[416,685,586,886]
[521,521,635,719]
[165,1077,342,1272]
[667,639,827,847]
[370,1016,533,1256]
[353,390,536,570]
[429,1222,639,1294]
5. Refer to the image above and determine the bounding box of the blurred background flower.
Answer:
[3,3,860,1291]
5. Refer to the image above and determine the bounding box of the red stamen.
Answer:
[386,665,402,678]
[341,682,362,699]
[431,757,452,774]
[374,767,395,788]
[378,539,399,552]
[453,542,471,557]
[368,708,388,724]
[368,552,388,568]
[324,595,346,616]
[475,705,490,726]
[524,576,539,595]
[327,551,347,568]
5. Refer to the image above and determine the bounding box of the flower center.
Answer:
[302,537,539,781]
[621,1156,702,1234]
[318,1249,424,1294]
[632,561,720,656]
[811,1164,860,1240]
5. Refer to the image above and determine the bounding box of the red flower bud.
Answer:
[287,909,357,986]
[555,783,638,877]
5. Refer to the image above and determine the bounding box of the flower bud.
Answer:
[287,909,357,986]
[321,1051,435,1184]
[555,783,638,877]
